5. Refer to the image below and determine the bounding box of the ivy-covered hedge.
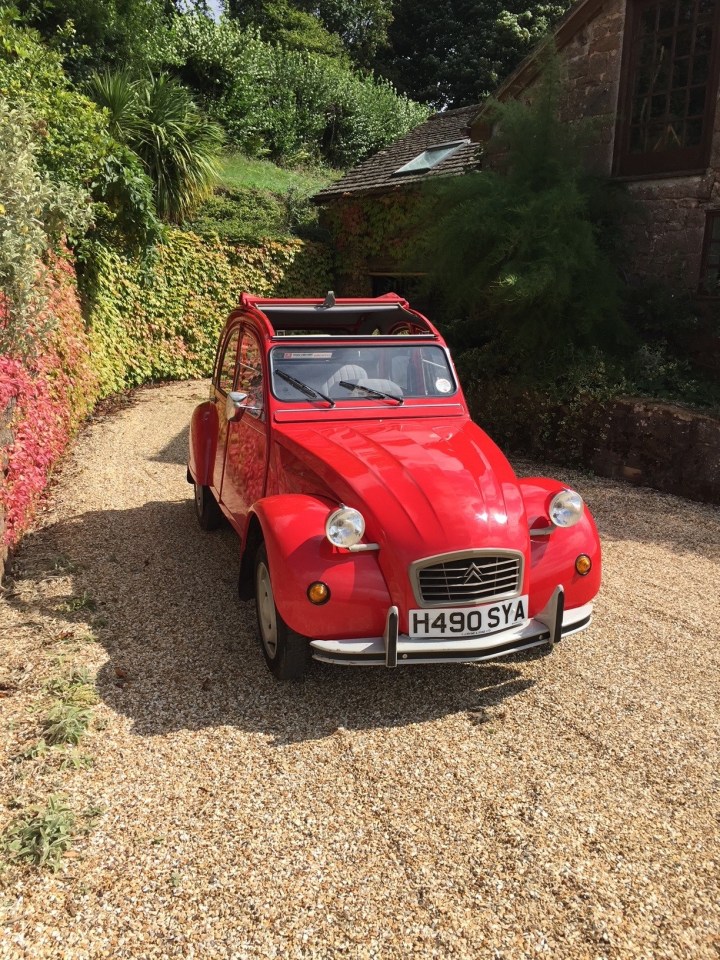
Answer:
[85,229,333,397]
[0,253,99,548]
[1,230,332,550]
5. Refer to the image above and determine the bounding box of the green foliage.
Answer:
[384,0,572,108]
[0,100,92,349]
[0,13,114,187]
[295,0,393,69]
[3,796,75,870]
[83,229,333,397]
[11,0,175,78]
[414,62,630,366]
[226,0,346,57]
[89,148,164,254]
[42,702,92,745]
[159,14,428,166]
[227,0,393,67]
[87,69,223,222]
[186,187,289,243]
[46,668,98,707]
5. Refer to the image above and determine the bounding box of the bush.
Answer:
[0,14,114,189]
[415,58,630,367]
[157,14,428,167]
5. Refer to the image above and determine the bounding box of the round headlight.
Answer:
[549,489,584,528]
[325,506,365,548]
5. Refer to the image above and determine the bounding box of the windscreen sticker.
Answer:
[280,352,333,359]
[435,378,452,393]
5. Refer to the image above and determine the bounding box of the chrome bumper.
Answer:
[309,587,592,667]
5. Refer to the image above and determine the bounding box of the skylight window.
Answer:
[394,140,468,175]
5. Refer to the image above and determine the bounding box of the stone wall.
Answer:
[587,399,720,503]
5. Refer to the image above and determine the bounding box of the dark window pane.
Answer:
[651,93,668,116]
[685,117,703,144]
[698,0,714,21]
[712,219,720,241]
[675,28,691,55]
[691,53,709,84]
[672,57,690,86]
[695,25,712,52]
[670,89,687,115]
[688,85,706,114]
[630,124,644,150]
[658,1,677,30]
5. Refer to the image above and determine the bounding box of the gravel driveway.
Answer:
[1,380,718,959]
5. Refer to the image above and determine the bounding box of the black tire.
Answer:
[254,544,309,680]
[194,482,222,531]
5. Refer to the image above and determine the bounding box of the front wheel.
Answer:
[254,544,309,680]
[194,482,222,531]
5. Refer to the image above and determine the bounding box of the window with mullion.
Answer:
[616,0,720,176]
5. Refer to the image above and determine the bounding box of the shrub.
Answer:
[0,14,114,189]
[415,58,631,367]
[157,14,428,167]
[87,70,224,222]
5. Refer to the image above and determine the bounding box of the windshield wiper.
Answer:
[276,369,335,406]
[338,380,403,404]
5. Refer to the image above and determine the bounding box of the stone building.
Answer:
[318,0,720,298]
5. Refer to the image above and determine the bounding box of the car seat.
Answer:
[319,364,368,396]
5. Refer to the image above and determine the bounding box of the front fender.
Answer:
[250,495,392,640]
[519,478,602,617]
[188,401,218,486]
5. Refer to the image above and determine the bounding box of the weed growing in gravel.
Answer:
[3,796,74,870]
[46,668,98,707]
[42,703,92,746]
[60,592,96,613]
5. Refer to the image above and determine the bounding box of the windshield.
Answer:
[270,345,457,402]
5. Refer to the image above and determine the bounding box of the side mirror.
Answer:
[226,391,248,422]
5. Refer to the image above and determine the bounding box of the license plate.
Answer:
[409,596,528,639]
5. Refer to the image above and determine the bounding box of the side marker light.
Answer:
[307,582,330,604]
[575,554,592,576]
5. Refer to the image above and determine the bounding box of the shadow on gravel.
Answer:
[151,425,190,466]
[7,498,536,745]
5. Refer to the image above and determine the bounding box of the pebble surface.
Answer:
[0,380,718,959]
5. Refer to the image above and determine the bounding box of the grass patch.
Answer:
[3,796,74,870]
[219,153,338,195]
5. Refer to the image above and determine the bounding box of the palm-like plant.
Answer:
[88,70,223,222]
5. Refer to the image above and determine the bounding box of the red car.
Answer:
[188,293,601,679]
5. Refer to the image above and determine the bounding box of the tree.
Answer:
[414,60,630,367]
[225,0,346,57]
[295,0,393,68]
[87,70,223,222]
[11,0,180,77]
[383,0,572,108]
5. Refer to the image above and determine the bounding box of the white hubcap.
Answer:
[256,561,278,659]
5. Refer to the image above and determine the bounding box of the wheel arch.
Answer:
[238,513,264,601]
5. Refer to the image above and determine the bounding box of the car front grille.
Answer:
[413,552,522,606]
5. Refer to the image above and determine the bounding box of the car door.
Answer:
[211,324,241,499]
[220,327,268,535]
